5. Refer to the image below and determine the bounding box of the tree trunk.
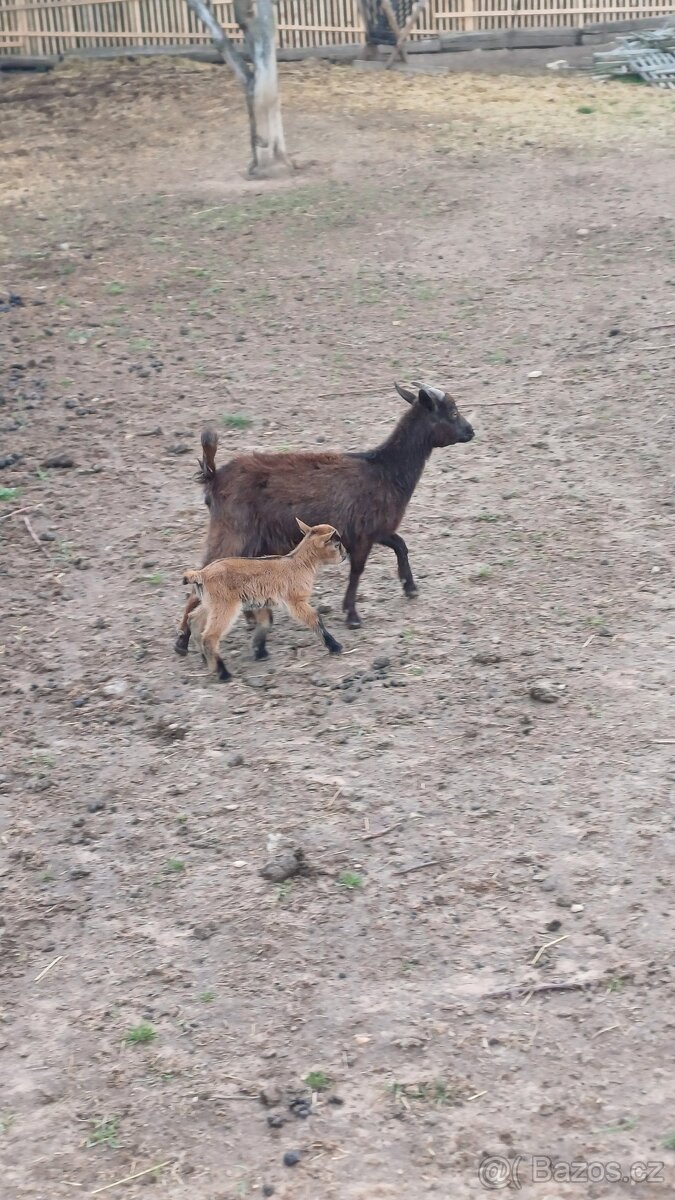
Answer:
[241,0,288,176]
[186,0,290,179]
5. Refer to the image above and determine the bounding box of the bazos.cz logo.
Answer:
[477,1154,666,1189]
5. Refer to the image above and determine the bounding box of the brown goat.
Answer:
[183,520,346,680]
[175,382,474,655]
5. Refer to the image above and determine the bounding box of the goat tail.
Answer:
[183,570,204,594]
[196,428,218,483]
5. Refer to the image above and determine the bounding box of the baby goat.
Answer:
[183,520,346,681]
[175,381,474,655]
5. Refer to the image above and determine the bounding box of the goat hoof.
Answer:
[404,583,419,599]
[345,614,361,630]
[174,633,190,656]
[328,642,343,656]
[216,658,232,682]
[254,647,269,661]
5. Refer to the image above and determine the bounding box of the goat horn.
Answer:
[421,384,446,403]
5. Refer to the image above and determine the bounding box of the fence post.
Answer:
[15,0,30,54]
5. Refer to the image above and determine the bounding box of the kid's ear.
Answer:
[296,518,311,535]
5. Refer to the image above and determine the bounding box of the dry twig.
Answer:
[0,502,42,524]
[397,859,440,876]
[22,514,49,556]
[362,819,405,842]
[34,956,63,983]
[531,933,569,966]
[91,1160,174,1195]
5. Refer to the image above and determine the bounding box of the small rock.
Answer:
[167,443,190,456]
[545,918,562,932]
[260,1085,283,1108]
[473,651,502,666]
[289,1096,312,1119]
[102,679,128,699]
[260,849,306,883]
[597,627,613,638]
[72,696,89,708]
[228,753,245,767]
[529,679,559,704]
[283,1150,300,1168]
[608,327,621,337]
[527,370,543,380]
[94,617,108,630]
[267,1114,285,1129]
[262,1186,275,1198]
[0,452,22,469]
[328,1095,344,1106]
[41,453,75,469]
[318,603,332,615]
[39,531,56,542]
[192,924,215,940]
[570,903,585,913]
[69,866,91,880]
[372,656,390,671]
[154,715,188,742]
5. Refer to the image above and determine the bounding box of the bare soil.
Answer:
[1,55,674,1200]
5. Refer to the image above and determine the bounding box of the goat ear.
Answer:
[394,381,417,406]
[296,518,311,536]
[417,387,437,412]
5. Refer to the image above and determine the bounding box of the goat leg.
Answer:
[251,608,273,660]
[175,593,200,655]
[202,600,240,682]
[342,544,371,629]
[244,606,274,635]
[286,598,342,656]
[378,532,417,598]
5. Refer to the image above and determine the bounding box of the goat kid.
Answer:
[175,381,474,655]
[183,520,346,681]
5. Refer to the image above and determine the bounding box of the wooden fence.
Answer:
[0,0,672,56]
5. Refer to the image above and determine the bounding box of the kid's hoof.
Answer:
[404,583,419,599]
[329,642,343,656]
[254,646,270,661]
[216,658,231,682]
[174,633,190,656]
[346,614,362,630]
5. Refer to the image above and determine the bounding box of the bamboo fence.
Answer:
[0,0,672,56]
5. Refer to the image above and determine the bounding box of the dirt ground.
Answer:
[1,53,674,1200]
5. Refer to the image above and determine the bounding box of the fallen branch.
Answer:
[483,976,603,1002]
